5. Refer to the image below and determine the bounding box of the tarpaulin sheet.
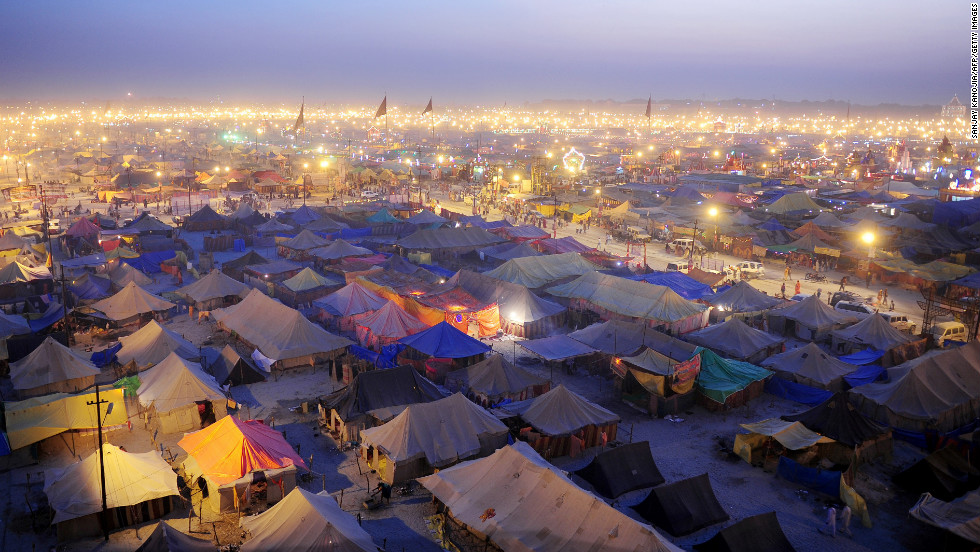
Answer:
[838,348,885,365]
[27,302,64,332]
[627,271,714,300]
[90,342,122,367]
[777,456,841,498]
[843,364,886,387]
[398,321,490,358]
[122,250,176,273]
[765,377,834,406]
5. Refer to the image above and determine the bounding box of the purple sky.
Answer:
[0,0,964,105]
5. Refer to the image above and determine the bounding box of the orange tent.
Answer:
[177,415,308,485]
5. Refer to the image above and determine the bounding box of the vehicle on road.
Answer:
[665,261,690,274]
[735,261,765,279]
[878,312,916,334]
[360,190,380,199]
[834,300,877,318]
[929,321,967,347]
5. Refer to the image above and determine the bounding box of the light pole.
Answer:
[86,386,111,541]
[707,207,718,254]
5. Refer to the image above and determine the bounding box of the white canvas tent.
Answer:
[240,488,377,552]
[176,269,252,309]
[135,522,215,552]
[117,319,199,367]
[4,386,129,450]
[90,281,175,322]
[137,352,227,434]
[9,336,100,397]
[762,342,857,391]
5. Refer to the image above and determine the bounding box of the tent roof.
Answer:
[628,271,714,301]
[309,239,373,260]
[44,444,179,524]
[313,282,386,317]
[0,231,29,250]
[136,522,215,552]
[91,281,175,321]
[137,352,225,412]
[685,318,783,359]
[707,281,784,313]
[201,345,266,387]
[910,490,980,545]
[355,300,428,339]
[782,392,888,447]
[620,347,677,376]
[809,211,849,228]
[739,418,834,449]
[792,221,835,242]
[396,227,504,249]
[633,473,729,537]
[574,441,665,499]
[212,289,352,361]
[125,213,173,233]
[435,270,565,324]
[254,218,294,233]
[485,252,598,288]
[65,216,102,239]
[117,319,198,366]
[281,267,334,292]
[360,393,508,466]
[764,192,825,214]
[762,342,857,388]
[108,262,153,288]
[406,210,448,224]
[418,442,682,552]
[223,250,269,271]
[0,310,31,339]
[693,511,796,552]
[287,205,321,225]
[178,415,308,486]
[0,261,51,284]
[281,229,329,250]
[894,447,980,502]
[366,208,401,223]
[569,319,698,359]
[229,203,257,220]
[184,204,228,224]
[831,313,914,351]
[772,294,856,330]
[398,321,490,358]
[10,336,100,391]
[494,384,619,436]
[322,365,445,422]
[696,348,772,404]
[519,335,598,361]
[547,271,708,324]
[444,354,547,399]
[239,488,378,552]
[479,241,543,262]
[177,270,251,303]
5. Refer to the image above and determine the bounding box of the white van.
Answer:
[834,301,877,318]
[665,261,690,274]
[878,312,916,334]
[735,261,765,279]
[929,321,967,347]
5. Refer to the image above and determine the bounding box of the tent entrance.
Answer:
[197,401,216,428]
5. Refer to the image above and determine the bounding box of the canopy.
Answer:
[494,385,619,436]
[398,321,490,358]
[281,229,329,250]
[137,352,225,413]
[202,345,266,387]
[322,365,445,422]
[178,415,308,486]
[4,386,128,450]
[484,252,598,288]
[177,270,251,303]
[574,441,665,499]
[762,342,857,390]
[240,488,377,552]
[135,522,215,552]
[633,473,729,537]
[738,418,834,449]
[91,281,175,321]
[44,444,179,524]
[707,281,784,313]
[693,512,796,552]
[519,335,598,361]
[684,318,783,360]
[0,261,51,284]
[696,348,772,405]
[782,393,888,447]
[831,313,914,351]
[479,241,542,262]
[281,267,334,292]
[772,294,856,331]
[765,192,825,214]
[910,490,980,545]
[212,289,353,362]
[569,319,698,359]
[396,227,504,250]
[420,442,681,552]
[444,354,547,402]
[314,282,386,317]
[628,271,714,300]
[547,271,708,325]
[9,336,100,392]
[360,393,508,467]
[309,239,373,261]
[0,310,31,339]
[117,319,198,366]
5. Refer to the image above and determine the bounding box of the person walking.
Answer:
[839,276,847,292]
[781,282,787,299]
[783,266,790,281]
[795,280,801,296]
[866,272,872,289]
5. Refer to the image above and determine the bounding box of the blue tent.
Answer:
[122,250,175,273]
[627,271,714,300]
[933,197,980,227]
[757,217,789,232]
[71,274,111,300]
[398,321,491,358]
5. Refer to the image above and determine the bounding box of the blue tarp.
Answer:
[765,377,833,405]
[627,271,714,300]
[843,364,886,388]
[892,419,980,449]
[398,321,491,358]
[0,432,10,457]
[71,276,111,300]
[420,264,455,279]
[28,304,64,332]
[90,342,122,368]
[932,197,980,227]
[838,349,885,365]
[951,271,980,291]
[122,250,176,273]
[777,456,842,498]
[757,217,789,232]
[348,343,405,370]
[471,220,512,230]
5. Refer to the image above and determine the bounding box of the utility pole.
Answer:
[689,219,699,268]
[60,267,72,345]
[86,386,110,542]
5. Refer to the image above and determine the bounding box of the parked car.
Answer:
[834,300,877,318]
[830,291,861,307]
[928,321,967,347]
[878,312,916,334]
[790,293,812,302]
[665,261,690,274]
[360,190,380,199]
[735,261,765,279]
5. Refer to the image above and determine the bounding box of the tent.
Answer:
[202,345,266,386]
[810,211,849,228]
[764,192,825,214]
[894,447,980,501]
[137,352,227,434]
[614,346,701,413]
[212,289,352,369]
[322,365,446,441]
[65,216,102,240]
[910,490,980,545]
[519,335,599,361]
[135,522,215,552]
[733,418,834,465]
[108,261,154,288]
[479,241,542,262]
[398,320,491,359]
[90,281,175,322]
[45,444,179,540]
[547,271,709,334]
[176,270,251,310]
[569,319,698,359]
[762,342,857,392]
[628,271,714,301]
[0,310,31,360]
[444,353,549,407]
[254,218,295,234]
[220,250,268,279]
[117,319,199,367]
[830,313,915,355]
[240,488,377,552]
[0,231,29,252]
[287,205,321,226]
[633,473,729,536]
[792,221,835,242]
[406,210,449,225]
[183,205,229,231]
[309,239,373,261]
[419,442,681,552]
[4,386,129,450]
[313,282,387,331]
[280,267,335,292]
[848,340,980,433]
[279,228,329,253]
[696,348,772,410]
[684,318,783,363]
[0,261,51,284]
[396,227,504,250]
[767,294,856,341]
[359,393,509,483]
[355,300,428,349]
[179,416,307,515]
[484,252,599,288]
[9,336,100,397]
[783,393,892,465]
[694,512,796,552]
[70,272,111,300]
[707,281,784,315]
[574,441,665,499]
[366,208,401,224]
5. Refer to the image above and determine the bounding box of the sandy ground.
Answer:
[0,189,949,551]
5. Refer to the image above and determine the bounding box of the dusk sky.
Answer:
[0,0,965,105]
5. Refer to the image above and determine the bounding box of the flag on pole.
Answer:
[645,96,652,118]
[422,97,432,115]
[293,98,304,131]
[375,96,387,118]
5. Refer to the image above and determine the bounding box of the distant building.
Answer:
[941,95,967,118]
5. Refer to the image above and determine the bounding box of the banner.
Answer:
[671,354,701,394]
[814,246,841,257]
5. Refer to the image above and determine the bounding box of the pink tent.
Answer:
[355,300,429,349]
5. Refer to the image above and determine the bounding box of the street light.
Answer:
[861,231,875,258]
